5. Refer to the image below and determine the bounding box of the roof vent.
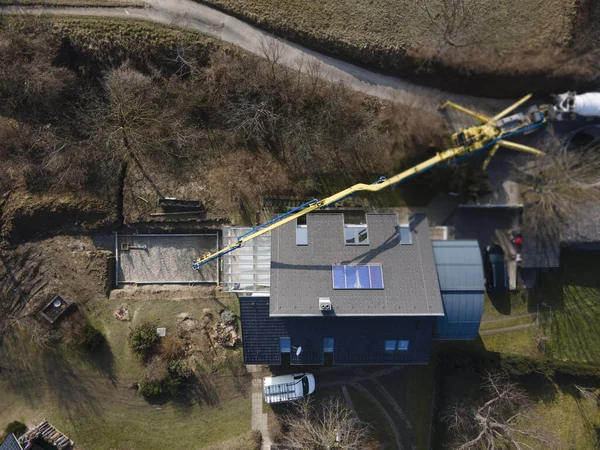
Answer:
[319,297,332,312]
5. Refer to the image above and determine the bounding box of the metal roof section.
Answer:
[432,240,485,340]
[270,213,444,316]
[222,227,271,293]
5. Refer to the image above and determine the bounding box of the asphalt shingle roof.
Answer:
[269,213,443,316]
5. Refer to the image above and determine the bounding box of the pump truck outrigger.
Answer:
[192,92,600,270]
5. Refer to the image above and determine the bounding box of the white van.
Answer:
[263,373,316,404]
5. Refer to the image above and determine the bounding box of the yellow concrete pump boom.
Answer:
[192,95,546,270]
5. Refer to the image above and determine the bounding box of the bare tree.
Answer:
[516,137,600,237]
[277,396,374,450]
[410,0,546,52]
[442,372,553,450]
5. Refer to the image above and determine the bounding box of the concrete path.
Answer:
[0,0,510,113]
[248,368,271,450]
[481,312,538,324]
[479,322,538,336]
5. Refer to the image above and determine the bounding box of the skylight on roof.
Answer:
[332,265,384,289]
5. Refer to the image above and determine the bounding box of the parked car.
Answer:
[485,245,507,291]
[263,373,316,404]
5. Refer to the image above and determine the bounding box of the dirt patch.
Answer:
[0,235,111,332]
[1,190,116,245]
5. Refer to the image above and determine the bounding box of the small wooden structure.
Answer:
[157,198,204,210]
[19,421,74,450]
[39,295,74,324]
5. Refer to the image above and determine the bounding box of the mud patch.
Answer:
[0,235,111,333]
[1,190,116,244]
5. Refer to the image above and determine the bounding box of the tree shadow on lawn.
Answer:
[488,290,512,315]
[86,340,118,386]
[145,371,223,411]
[543,284,600,361]
[40,346,104,421]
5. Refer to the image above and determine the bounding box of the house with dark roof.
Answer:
[235,213,484,366]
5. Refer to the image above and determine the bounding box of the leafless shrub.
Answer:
[442,371,555,450]
[145,356,169,384]
[575,384,598,403]
[206,150,291,217]
[277,396,374,450]
[410,0,545,52]
[516,137,600,237]
[159,334,186,361]
[0,32,75,118]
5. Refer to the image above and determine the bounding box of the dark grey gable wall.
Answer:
[240,297,435,365]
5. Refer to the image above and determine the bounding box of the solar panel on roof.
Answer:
[357,266,370,288]
[332,265,384,289]
[332,266,345,289]
[369,265,384,288]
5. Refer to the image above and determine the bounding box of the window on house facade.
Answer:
[399,224,412,245]
[280,337,291,353]
[323,338,334,353]
[384,340,397,351]
[344,224,368,245]
[296,225,308,245]
[384,340,409,351]
[332,265,384,289]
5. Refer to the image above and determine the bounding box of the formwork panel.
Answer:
[116,234,218,284]
[222,227,271,293]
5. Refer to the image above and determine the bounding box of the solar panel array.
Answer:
[332,265,384,289]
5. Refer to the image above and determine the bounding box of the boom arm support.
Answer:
[194,144,479,269]
[193,93,547,270]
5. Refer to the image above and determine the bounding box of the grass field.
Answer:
[537,249,600,362]
[198,0,575,52]
[477,250,600,362]
[0,291,252,450]
[435,367,600,449]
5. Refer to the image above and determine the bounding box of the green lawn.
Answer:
[481,326,541,358]
[537,250,600,362]
[0,292,252,450]
[435,367,600,449]
[482,290,532,321]
[478,251,600,363]
[521,387,600,450]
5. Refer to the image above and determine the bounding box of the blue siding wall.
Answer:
[432,241,485,340]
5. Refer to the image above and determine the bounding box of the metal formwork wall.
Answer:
[115,233,219,285]
[222,227,271,294]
